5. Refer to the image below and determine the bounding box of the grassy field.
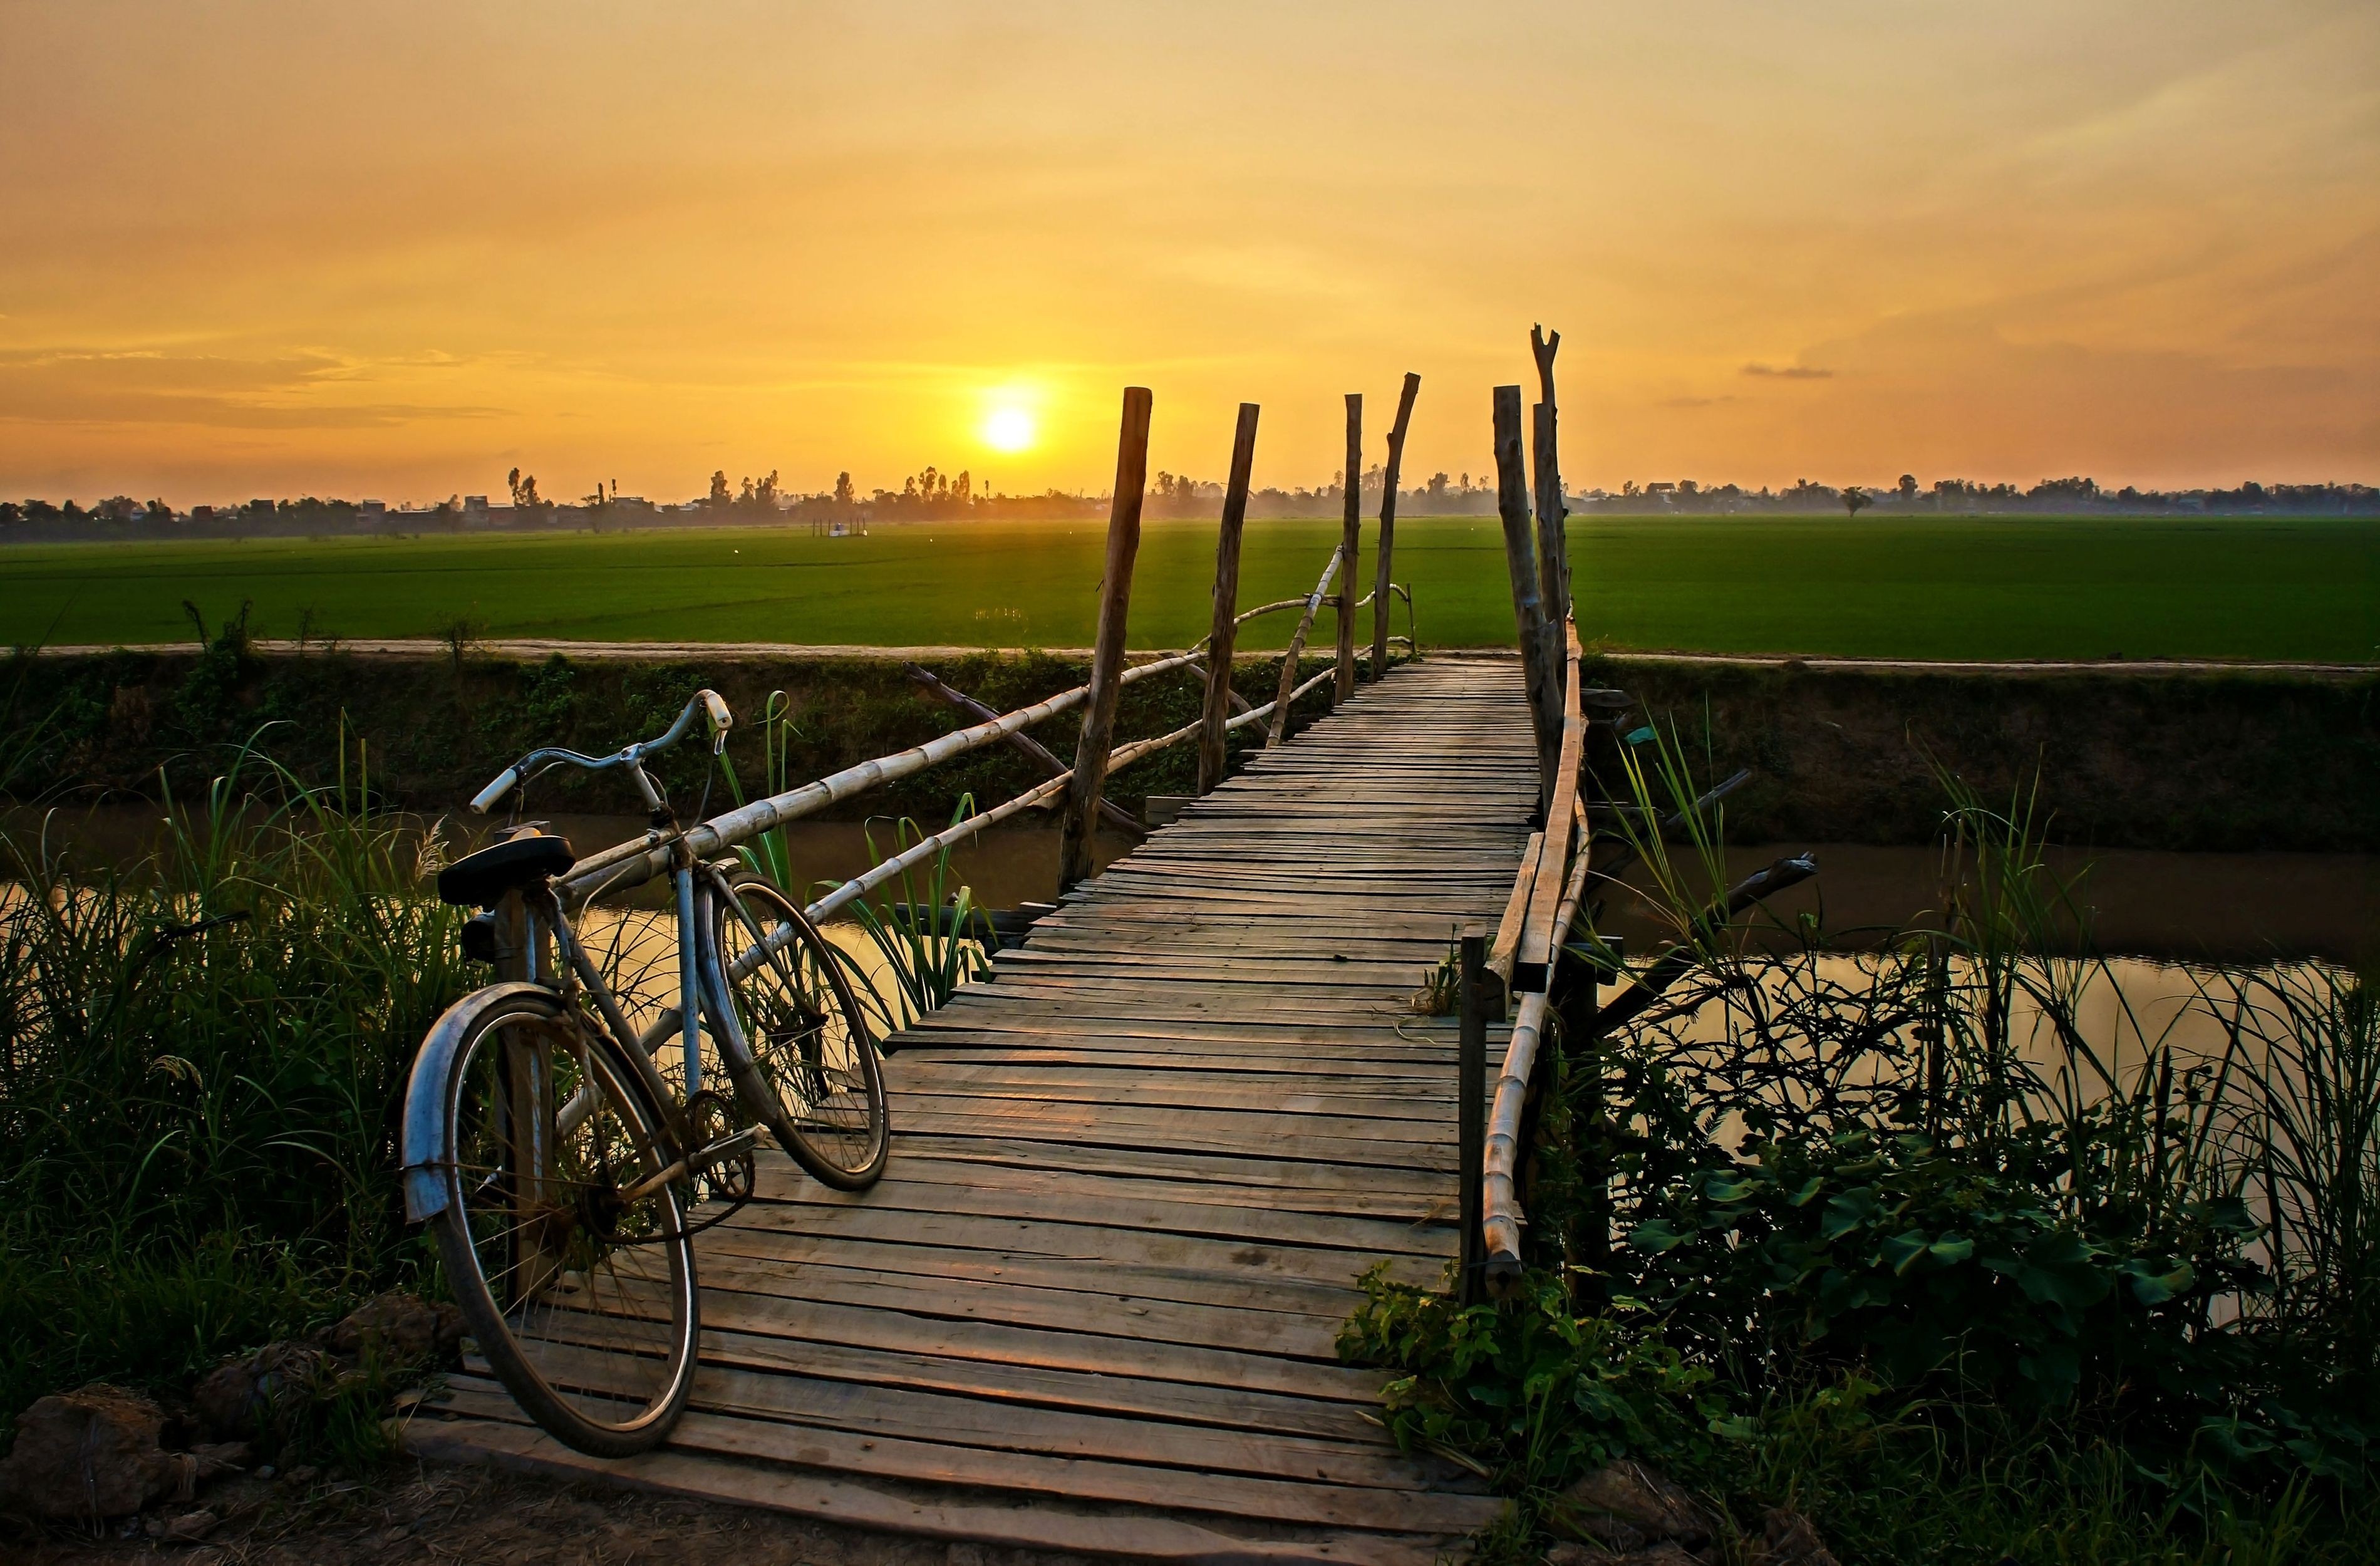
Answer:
[3,513,2372,661]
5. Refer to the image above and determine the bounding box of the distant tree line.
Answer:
[3,470,2372,543]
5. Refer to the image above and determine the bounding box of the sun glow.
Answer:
[982,405,1036,454]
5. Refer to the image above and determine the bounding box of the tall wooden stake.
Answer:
[1059,386,1151,893]
[1198,402,1260,795]
[1333,393,1362,705]
[1371,372,1421,680]
[1458,928,1488,1304]
[1494,385,1561,810]
[1530,324,1570,630]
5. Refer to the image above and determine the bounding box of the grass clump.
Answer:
[1340,746,2380,1561]
[0,726,475,1438]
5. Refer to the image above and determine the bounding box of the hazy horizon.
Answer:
[4,1,2374,502]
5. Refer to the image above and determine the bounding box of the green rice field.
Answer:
[3,514,2372,661]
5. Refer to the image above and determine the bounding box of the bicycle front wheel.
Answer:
[701,874,889,1190]
[423,985,700,1456]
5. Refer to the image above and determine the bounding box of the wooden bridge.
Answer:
[409,371,1637,1560]
[415,656,1538,1561]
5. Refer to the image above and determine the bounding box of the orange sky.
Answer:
[2,1,2374,503]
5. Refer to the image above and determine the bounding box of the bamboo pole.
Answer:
[1371,372,1420,681]
[1333,393,1362,705]
[1493,385,1561,807]
[1263,547,1342,747]
[1530,325,1570,631]
[903,663,1142,837]
[1059,386,1152,893]
[1199,403,1260,794]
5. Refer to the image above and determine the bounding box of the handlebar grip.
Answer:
[469,766,522,814]
[700,689,732,733]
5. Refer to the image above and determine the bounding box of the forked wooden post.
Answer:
[1198,403,1260,794]
[1457,927,1489,1305]
[1493,385,1561,809]
[1333,393,1362,705]
[1530,324,1571,630]
[1058,386,1152,893]
[1371,372,1421,680]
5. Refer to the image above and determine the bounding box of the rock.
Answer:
[1751,1508,1840,1566]
[192,1342,331,1439]
[0,1384,183,1520]
[281,1463,319,1488]
[1548,1461,1715,1552]
[164,1509,221,1542]
[324,1292,443,1363]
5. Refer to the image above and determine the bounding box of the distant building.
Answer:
[463,495,490,522]
[360,500,386,519]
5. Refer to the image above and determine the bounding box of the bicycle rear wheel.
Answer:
[423,986,700,1456]
[700,874,889,1190]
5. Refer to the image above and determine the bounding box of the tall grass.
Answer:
[1344,740,2380,1557]
[0,729,475,1429]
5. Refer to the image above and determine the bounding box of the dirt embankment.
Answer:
[1586,655,2378,853]
[6,646,2374,852]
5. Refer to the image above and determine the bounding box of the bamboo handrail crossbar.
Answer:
[559,646,1208,904]
[1234,596,1312,626]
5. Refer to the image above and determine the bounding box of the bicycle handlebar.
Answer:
[468,689,734,814]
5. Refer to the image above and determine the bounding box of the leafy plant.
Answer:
[835,800,995,1033]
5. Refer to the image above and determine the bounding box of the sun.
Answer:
[982,405,1035,453]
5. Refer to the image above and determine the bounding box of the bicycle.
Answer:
[398,690,887,1455]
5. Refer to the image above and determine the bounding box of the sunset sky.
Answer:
[3,1,2374,504]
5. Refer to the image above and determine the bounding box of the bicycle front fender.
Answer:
[400,981,559,1223]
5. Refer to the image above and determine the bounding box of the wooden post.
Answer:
[1371,372,1420,680]
[1457,928,1488,1305]
[1058,386,1151,893]
[1198,403,1260,794]
[1493,385,1561,810]
[1332,393,1361,706]
[1530,325,1570,631]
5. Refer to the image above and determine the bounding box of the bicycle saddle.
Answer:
[436,832,577,908]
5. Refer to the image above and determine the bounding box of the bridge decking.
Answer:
[415,658,1538,1562]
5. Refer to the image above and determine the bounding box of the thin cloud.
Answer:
[1742,363,1834,380]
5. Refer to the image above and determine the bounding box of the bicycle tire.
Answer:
[700,874,890,1190]
[423,985,700,1456]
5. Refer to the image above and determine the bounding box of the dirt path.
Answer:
[8,1461,1089,1566]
